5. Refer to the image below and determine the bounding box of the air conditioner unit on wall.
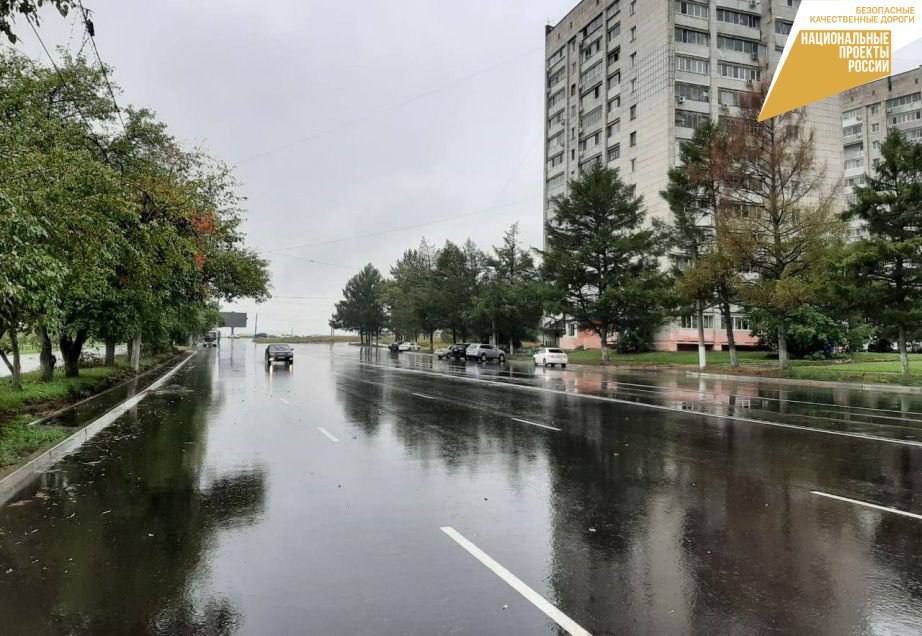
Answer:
[677,96,686,104]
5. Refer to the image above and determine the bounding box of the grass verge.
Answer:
[0,352,178,470]
[561,350,922,385]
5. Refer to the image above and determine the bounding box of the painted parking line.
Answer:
[440,526,590,636]
[511,417,561,432]
[412,392,437,400]
[811,490,922,521]
[317,427,340,443]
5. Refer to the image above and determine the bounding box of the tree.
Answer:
[543,165,672,362]
[722,84,842,369]
[385,242,441,350]
[843,130,922,378]
[434,241,481,342]
[330,264,387,345]
[661,123,741,368]
[0,0,74,43]
[471,224,545,352]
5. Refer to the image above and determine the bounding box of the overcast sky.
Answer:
[14,0,578,335]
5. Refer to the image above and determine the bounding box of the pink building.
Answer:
[556,313,762,352]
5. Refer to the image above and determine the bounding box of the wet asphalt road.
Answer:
[2,342,922,634]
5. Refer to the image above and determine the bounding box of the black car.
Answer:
[446,343,470,360]
[265,344,294,366]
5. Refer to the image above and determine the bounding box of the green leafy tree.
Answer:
[0,0,74,43]
[434,240,481,342]
[385,242,441,350]
[471,224,545,352]
[661,123,741,368]
[843,130,922,378]
[723,85,842,369]
[330,264,387,345]
[543,165,673,362]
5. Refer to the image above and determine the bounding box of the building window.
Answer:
[870,103,880,115]
[630,0,635,15]
[608,21,621,41]
[675,27,709,46]
[886,93,922,111]
[844,158,864,170]
[630,26,636,42]
[629,131,637,146]
[675,81,710,104]
[607,47,620,65]
[775,20,793,35]
[841,107,863,123]
[630,78,637,93]
[718,62,760,81]
[630,52,637,67]
[547,173,565,191]
[892,110,922,125]
[681,315,715,329]
[675,0,708,18]
[630,104,637,120]
[717,35,760,56]
[607,144,620,161]
[608,70,621,88]
[716,8,760,29]
[675,109,710,129]
[630,158,636,172]
[872,122,880,133]
[719,89,743,107]
[843,123,863,138]
[581,106,603,130]
[607,119,620,136]
[676,55,709,75]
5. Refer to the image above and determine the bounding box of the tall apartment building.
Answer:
[840,67,922,206]
[543,0,844,351]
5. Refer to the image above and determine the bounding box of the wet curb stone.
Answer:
[0,351,197,506]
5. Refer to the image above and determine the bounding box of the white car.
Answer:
[533,347,568,368]
[397,342,420,352]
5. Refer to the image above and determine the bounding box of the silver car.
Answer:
[465,343,506,363]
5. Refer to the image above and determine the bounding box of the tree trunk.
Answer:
[777,325,789,370]
[898,326,910,380]
[39,326,55,381]
[696,301,707,370]
[130,335,142,372]
[720,301,739,368]
[59,331,86,378]
[491,320,497,347]
[600,335,610,364]
[509,338,515,357]
[429,330,435,354]
[105,339,116,366]
[0,330,23,390]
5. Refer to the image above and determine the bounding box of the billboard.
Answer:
[219,312,247,328]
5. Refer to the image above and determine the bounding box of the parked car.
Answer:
[203,330,219,347]
[466,343,505,363]
[437,343,470,360]
[533,347,568,368]
[397,342,420,352]
[265,344,294,366]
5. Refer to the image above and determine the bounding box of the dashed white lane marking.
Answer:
[811,491,922,521]
[354,361,922,448]
[412,392,437,400]
[440,526,590,636]
[279,398,290,405]
[317,427,340,443]
[511,417,561,432]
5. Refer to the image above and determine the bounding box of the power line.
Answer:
[260,197,532,256]
[77,0,126,131]
[235,45,543,165]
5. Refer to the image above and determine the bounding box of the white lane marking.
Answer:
[317,427,340,443]
[279,398,290,405]
[811,491,922,521]
[440,526,590,636]
[511,417,561,432]
[354,361,922,448]
[412,392,437,400]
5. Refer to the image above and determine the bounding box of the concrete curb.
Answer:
[0,351,197,506]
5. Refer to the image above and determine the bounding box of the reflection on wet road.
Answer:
[2,342,921,634]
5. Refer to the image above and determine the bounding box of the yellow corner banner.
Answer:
[760,2,922,121]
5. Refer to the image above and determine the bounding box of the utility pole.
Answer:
[254,313,258,337]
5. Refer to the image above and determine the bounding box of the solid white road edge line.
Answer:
[355,361,922,448]
[511,417,562,432]
[810,490,922,521]
[440,526,591,636]
[317,427,340,443]
[0,352,197,506]
[412,392,436,400]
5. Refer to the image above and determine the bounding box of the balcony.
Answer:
[842,132,863,145]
